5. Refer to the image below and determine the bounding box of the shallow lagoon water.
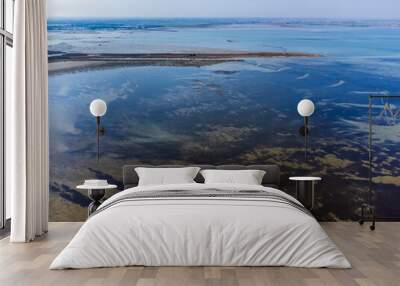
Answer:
[48,18,400,221]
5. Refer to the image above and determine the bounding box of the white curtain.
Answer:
[8,0,49,242]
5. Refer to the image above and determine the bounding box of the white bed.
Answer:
[50,183,351,269]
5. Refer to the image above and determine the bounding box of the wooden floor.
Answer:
[0,222,399,286]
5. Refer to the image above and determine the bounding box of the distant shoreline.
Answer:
[48,51,320,74]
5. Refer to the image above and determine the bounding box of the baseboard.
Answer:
[362,217,400,222]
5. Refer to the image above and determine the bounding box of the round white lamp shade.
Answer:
[297,99,315,117]
[90,99,107,117]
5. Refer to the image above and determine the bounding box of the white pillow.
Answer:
[135,167,200,186]
[200,169,266,185]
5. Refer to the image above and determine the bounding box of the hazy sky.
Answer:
[47,0,400,19]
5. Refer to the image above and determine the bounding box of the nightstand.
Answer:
[289,177,321,210]
[77,181,117,216]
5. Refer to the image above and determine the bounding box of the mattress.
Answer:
[50,183,351,269]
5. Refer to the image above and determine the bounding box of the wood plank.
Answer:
[0,222,399,286]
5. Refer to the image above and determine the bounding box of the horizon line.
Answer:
[47,16,400,21]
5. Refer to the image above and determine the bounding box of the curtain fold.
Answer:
[8,0,49,242]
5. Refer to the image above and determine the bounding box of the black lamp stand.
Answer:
[96,116,105,163]
[299,116,310,161]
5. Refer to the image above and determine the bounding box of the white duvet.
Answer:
[50,183,351,269]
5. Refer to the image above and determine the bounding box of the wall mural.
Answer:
[48,2,400,221]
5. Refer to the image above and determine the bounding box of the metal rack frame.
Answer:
[359,95,400,230]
